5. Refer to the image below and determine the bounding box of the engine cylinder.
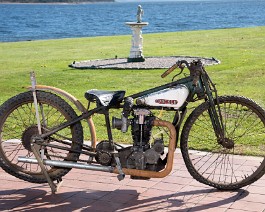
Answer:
[131,115,155,149]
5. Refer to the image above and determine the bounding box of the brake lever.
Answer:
[161,60,189,79]
[172,65,185,82]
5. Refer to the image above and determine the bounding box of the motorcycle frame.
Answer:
[29,67,222,148]
[28,75,197,148]
[24,64,224,192]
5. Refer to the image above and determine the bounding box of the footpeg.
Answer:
[114,156,125,181]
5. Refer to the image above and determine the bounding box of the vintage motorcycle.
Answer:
[0,60,264,193]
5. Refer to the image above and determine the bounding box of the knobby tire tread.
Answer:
[0,91,83,183]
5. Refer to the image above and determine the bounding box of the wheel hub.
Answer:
[21,126,40,152]
[218,137,235,149]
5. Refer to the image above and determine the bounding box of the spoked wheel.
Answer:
[181,96,265,190]
[0,91,84,183]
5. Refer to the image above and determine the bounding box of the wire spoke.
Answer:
[185,97,265,188]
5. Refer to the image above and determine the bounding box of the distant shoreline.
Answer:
[0,0,114,4]
[2,1,264,43]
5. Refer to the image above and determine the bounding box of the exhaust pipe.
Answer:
[18,119,176,179]
[18,157,114,173]
[113,119,177,178]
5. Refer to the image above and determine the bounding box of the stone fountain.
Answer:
[126,5,149,62]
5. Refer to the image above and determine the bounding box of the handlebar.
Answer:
[161,63,178,78]
[161,60,190,78]
[161,60,205,87]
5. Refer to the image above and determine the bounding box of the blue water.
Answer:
[0,0,265,42]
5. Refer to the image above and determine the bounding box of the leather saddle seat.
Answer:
[85,89,125,107]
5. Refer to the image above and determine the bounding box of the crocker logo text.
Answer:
[155,99,178,105]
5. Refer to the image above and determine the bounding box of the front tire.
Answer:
[181,96,265,190]
[0,91,83,183]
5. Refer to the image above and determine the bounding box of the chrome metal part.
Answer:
[18,157,114,173]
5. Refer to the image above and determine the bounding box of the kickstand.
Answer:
[31,143,63,194]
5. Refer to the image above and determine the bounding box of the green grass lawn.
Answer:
[1,26,265,145]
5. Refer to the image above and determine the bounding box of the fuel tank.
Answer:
[136,84,189,109]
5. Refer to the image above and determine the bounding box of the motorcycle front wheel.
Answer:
[0,91,84,183]
[181,96,265,190]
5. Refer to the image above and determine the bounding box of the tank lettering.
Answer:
[155,99,178,105]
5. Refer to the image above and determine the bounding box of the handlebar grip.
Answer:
[161,63,178,78]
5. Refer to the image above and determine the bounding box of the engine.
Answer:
[113,107,165,173]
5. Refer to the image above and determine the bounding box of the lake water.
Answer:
[0,0,265,42]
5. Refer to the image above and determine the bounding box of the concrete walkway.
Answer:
[0,152,265,212]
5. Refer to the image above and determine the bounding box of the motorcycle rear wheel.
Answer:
[181,96,265,190]
[0,91,84,183]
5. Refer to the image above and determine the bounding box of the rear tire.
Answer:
[0,91,83,183]
[181,96,265,190]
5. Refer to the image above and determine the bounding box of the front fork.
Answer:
[208,96,225,141]
[201,72,225,142]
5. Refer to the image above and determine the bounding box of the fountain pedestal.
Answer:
[126,22,148,62]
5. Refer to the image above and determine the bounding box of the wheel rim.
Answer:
[185,98,265,187]
[0,100,78,175]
